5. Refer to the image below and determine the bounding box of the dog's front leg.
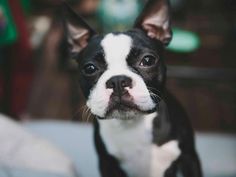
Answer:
[94,120,128,177]
[98,157,128,177]
[179,151,203,177]
[163,161,178,177]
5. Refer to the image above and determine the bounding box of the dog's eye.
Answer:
[83,63,98,75]
[140,55,157,67]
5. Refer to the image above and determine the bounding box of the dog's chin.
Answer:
[106,108,142,120]
[104,100,139,119]
[103,102,155,120]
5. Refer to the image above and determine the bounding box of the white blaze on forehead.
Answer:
[101,33,132,70]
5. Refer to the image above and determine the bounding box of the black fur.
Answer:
[63,1,203,176]
[76,29,202,177]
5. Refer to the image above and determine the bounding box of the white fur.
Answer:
[101,33,132,71]
[86,33,155,117]
[98,112,181,177]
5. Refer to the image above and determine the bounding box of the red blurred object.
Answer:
[0,0,34,118]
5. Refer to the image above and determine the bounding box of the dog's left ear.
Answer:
[62,2,96,54]
[134,0,172,46]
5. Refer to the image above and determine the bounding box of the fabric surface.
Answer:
[25,120,236,177]
[0,113,235,177]
[0,114,77,177]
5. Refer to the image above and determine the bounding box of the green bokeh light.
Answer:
[167,28,200,53]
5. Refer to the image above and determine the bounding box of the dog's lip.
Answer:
[104,92,158,117]
[106,96,138,114]
[105,98,156,116]
[105,103,156,118]
[108,99,137,111]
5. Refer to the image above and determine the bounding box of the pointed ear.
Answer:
[62,2,96,54]
[134,0,172,46]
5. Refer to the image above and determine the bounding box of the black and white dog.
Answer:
[63,0,202,177]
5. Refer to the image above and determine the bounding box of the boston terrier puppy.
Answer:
[63,0,202,177]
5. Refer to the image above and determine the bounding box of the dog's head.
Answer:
[64,0,172,119]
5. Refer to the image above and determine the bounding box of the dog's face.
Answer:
[64,0,172,118]
[77,30,166,119]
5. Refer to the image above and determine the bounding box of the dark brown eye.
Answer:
[140,55,157,67]
[83,63,98,75]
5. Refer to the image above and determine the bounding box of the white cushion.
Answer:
[0,114,76,177]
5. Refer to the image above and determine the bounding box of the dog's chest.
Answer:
[98,113,181,177]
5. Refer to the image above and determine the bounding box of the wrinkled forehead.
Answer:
[80,33,132,62]
[79,31,162,65]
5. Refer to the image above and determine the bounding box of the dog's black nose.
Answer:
[106,75,132,96]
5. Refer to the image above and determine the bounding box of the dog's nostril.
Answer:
[106,75,132,90]
[106,81,115,89]
[121,78,132,88]
[121,81,126,88]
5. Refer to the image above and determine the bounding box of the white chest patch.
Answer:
[98,112,181,177]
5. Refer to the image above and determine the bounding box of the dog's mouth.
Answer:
[105,93,156,119]
[107,94,137,112]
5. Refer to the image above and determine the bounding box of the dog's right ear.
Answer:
[134,0,172,46]
[62,2,96,54]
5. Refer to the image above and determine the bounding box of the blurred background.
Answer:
[0,0,236,177]
[0,0,235,132]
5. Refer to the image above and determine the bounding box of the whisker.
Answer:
[85,106,92,122]
[83,106,90,122]
[83,105,88,119]
[72,104,92,122]
[72,106,84,121]
[147,86,161,93]
[150,93,161,100]
[148,89,162,101]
